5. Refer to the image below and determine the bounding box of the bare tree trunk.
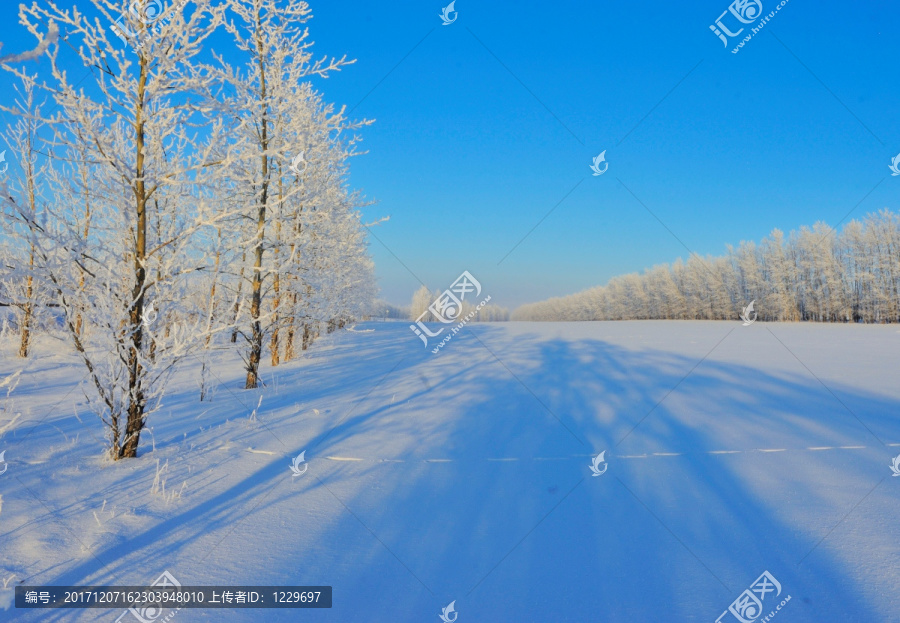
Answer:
[148,200,166,362]
[199,238,222,402]
[244,14,271,388]
[18,118,41,358]
[74,144,94,338]
[245,210,266,387]
[270,278,280,365]
[231,250,246,343]
[270,170,283,366]
[206,239,221,349]
[284,291,296,361]
[282,196,303,362]
[120,54,150,459]
[18,243,35,357]
[74,272,85,337]
[245,7,271,389]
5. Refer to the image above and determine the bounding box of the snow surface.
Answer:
[1,320,899,622]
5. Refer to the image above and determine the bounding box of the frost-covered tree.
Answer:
[272,110,374,361]
[211,0,362,387]
[369,299,409,320]
[410,285,433,321]
[0,0,378,455]
[0,79,51,358]
[3,0,235,459]
[0,21,57,63]
[514,210,900,325]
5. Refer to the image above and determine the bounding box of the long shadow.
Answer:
[9,322,900,622]
[272,323,898,622]
[5,323,449,621]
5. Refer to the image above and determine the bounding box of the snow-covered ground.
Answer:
[1,320,899,622]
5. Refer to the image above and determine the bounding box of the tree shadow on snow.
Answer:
[20,322,900,622]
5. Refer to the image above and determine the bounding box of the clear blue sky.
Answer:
[2,0,899,309]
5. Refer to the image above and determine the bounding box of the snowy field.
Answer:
[1,320,899,622]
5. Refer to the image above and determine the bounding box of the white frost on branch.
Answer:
[0,22,59,64]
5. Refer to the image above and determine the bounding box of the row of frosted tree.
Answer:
[410,285,510,322]
[513,209,900,324]
[0,0,376,459]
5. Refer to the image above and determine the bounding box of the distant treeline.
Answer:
[367,299,410,320]
[513,209,900,323]
[410,285,509,322]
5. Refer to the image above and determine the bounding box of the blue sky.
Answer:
[2,0,899,309]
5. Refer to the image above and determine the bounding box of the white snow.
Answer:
[1,320,899,621]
